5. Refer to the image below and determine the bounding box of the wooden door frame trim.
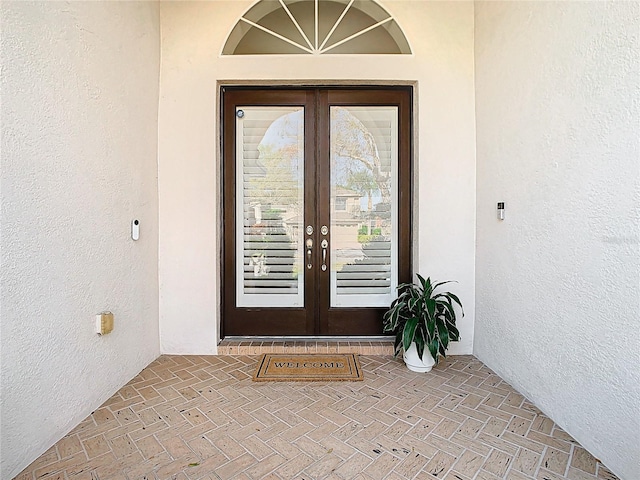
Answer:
[215,81,419,341]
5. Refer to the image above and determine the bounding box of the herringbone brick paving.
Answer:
[15,355,619,480]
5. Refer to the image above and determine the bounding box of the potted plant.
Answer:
[383,275,463,372]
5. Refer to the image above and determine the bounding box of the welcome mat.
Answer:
[253,353,363,382]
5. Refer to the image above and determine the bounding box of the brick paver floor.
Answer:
[15,355,619,480]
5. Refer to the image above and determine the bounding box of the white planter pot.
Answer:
[403,343,436,373]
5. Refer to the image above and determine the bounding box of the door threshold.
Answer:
[218,336,395,356]
[223,336,394,342]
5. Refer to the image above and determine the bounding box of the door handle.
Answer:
[321,239,328,271]
[306,238,313,270]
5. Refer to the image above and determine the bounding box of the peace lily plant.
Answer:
[383,275,463,372]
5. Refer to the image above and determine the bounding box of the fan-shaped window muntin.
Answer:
[223,0,411,55]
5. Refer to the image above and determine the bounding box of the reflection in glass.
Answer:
[236,107,304,307]
[330,106,398,307]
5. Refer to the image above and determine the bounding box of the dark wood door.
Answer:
[222,87,412,337]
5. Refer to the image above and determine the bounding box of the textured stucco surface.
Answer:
[0,2,161,477]
[158,0,477,354]
[474,2,640,479]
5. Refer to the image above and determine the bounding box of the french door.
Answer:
[222,87,412,336]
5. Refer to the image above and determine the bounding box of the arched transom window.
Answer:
[223,0,411,55]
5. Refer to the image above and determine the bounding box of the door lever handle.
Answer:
[306,238,313,269]
[321,239,328,271]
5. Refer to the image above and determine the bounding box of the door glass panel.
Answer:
[329,106,398,307]
[236,107,305,307]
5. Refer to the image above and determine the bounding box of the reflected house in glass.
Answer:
[330,186,362,249]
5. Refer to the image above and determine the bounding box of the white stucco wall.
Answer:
[0,2,161,477]
[474,2,640,479]
[158,0,477,354]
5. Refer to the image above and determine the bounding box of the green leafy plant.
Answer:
[383,275,463,364]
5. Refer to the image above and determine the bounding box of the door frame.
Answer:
[218,82,417,340]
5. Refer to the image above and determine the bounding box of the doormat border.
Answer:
[252,353,364,382]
